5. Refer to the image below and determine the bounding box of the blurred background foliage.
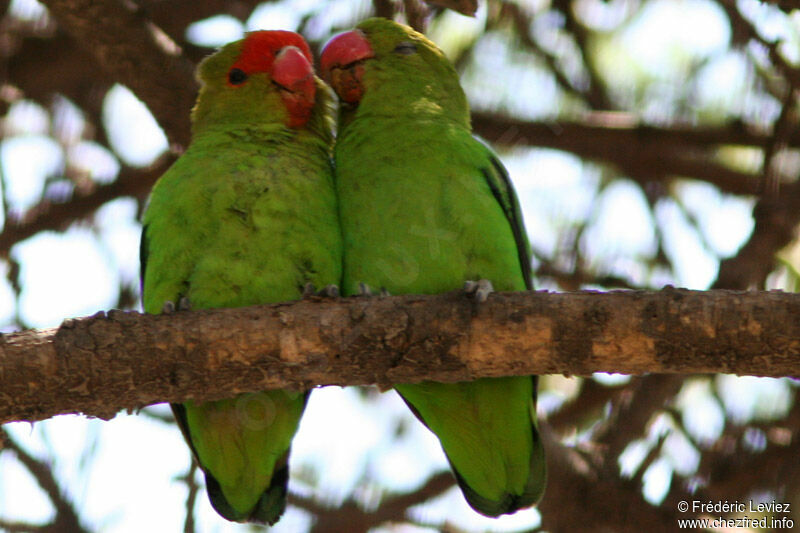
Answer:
[1,0,800,531]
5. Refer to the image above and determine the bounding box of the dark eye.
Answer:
[228,68,248,85]
[393,41,417,55]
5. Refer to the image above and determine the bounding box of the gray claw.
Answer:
[358,282,373,296]
[303,282,317,298]
[304,283,339,298]
[464,279,494,303]
[358,283,388,297]
[177,296,192,311]
[162,296,191,314]
[317,284,340,298]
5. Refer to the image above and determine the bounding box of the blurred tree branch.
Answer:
[291,472,455,533]
[538,376,690,531]
[3,1,800,531]
[38,0,197,148]
[0,155,173,258]
[551,0,613,110]
[178,461,199,533]
[472,112,767,196]
[2,288,800,424]
[137,0,262,62]
[538,423,681,533]
[687,396,800,501]
[0,428,89,532]
[713,182,800,289]
[0,112,772,263]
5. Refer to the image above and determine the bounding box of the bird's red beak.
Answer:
[272,45,316,128]
[320,30,374,105]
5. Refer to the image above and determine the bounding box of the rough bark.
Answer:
[1,288,799,424]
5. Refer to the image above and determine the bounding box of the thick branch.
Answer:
[2,289,799,424]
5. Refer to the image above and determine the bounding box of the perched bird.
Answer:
[140,30,340,524]
[321,18,545,516]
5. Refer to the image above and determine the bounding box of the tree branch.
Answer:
[713,181,800,289]
[0,155,172,257]
[2,288,799,424]
[38,0,197,148]
[538,424,680,533]
[291,472,454,533]
[471,112,765,195]
[551,0,614,110]
[0,428,89,532]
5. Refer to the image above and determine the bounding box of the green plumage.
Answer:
[140,35,340,524]
[332,18,545,516]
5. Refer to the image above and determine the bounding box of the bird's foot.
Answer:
[318,284,340,298]
[162,296,191,314]
[303,283,340,299]
[463,279,494,303]
[358,282,390,297]
[358,282,373,296]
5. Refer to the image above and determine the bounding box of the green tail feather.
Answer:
[171,392,309,524]
[202,450,290,524]
[450,421,546,516]
[397,376,546,517]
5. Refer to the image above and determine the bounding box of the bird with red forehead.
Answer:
[321,18,546,518]
[141,30,340,524]
[191,30,321,129]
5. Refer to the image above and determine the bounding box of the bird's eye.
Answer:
[228,68,248,85]
[393,41,417,55]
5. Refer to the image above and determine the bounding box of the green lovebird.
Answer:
[321,18,545,517]
[140,30,341,524]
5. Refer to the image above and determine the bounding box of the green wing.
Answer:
[140,126,339,525]
[480,147,533,290]
[140,217,312,524]
[397,147,544,516]
[328,17,545,515]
